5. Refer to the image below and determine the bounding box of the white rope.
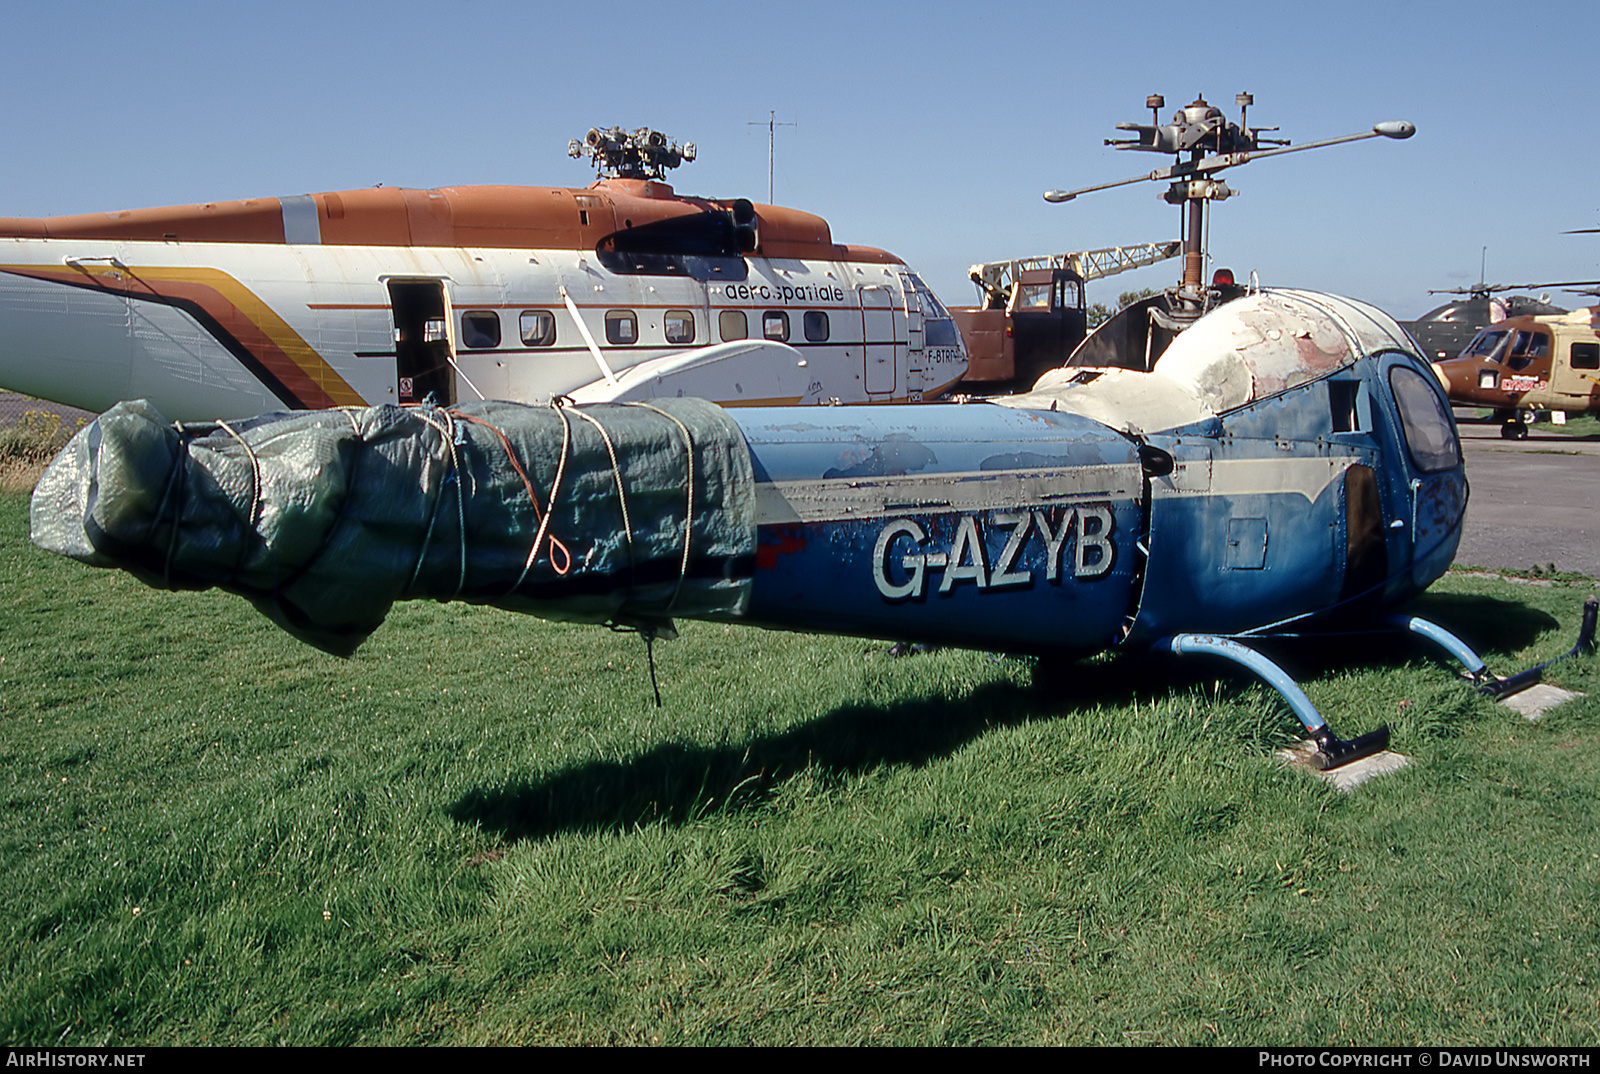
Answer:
[215,419,262,531]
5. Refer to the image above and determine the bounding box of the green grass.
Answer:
[1547,413,1600,439]
[2,491,1598,1045]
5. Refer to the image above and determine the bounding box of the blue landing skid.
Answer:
[1159,633,1390,771]
[1158,599,1598,771]
[1386,596,1597,699]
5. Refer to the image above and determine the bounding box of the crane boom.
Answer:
[968,241,1182,301]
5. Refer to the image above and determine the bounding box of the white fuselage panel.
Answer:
[0,237,966,420]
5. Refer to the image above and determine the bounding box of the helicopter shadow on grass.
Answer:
[450,653,1211,843]
[1227,591,1563,686]
[1402,590,1565,653]
[448,594,1562,842]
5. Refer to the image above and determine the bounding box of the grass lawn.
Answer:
[1548,413,1600,439]
[2,490,1597,1045]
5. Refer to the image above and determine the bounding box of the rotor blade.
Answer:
[1489,279,1600,291]
[1178,123,1416,177]
[1044,168,1177,203]
[1428,279,1600,296]
[1045,121,1414,204]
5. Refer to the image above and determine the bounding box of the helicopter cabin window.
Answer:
[926,319,958,348]
[719,310,747,341]
[1388,365,1460,473]
[460,311,501,350]
[906,273,960,348]
[1506,329,1551,371]
[1572,342,1600,370]
[519,310,556,347]
[664,310,695,345]
[763,311,790,342]
[803,311,829,342]
[1329,379,1362,433]
[423,318,448,343]
[605,310,638,345]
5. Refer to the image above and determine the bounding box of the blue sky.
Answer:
[2,0,1594,318]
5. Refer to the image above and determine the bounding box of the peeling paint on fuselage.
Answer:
[723,290,1466,657]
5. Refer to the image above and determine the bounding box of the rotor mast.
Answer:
[1044,93,1416,325]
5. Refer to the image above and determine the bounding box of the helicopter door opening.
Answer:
[1339,464,1388,611]
[388,279,456,406]
[1380,356,1466,587]
[860,285,899,395]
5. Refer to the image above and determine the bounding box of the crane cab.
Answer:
[951,266,1087,390]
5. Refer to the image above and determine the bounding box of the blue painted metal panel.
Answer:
[1410,469,1468,588]
[732,404,1137,481]
[1124,344,1464,641]
[730,404,1146,653]
[1127,468,1349,639]
[724,337,1468,654]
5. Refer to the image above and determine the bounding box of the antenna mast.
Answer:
[748,111,796,203]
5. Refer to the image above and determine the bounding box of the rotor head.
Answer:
[568,127,697,180]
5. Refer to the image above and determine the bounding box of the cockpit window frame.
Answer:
[1461,329,1509,361]
[1388,363,1461,474]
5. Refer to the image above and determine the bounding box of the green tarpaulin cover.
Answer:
[31,399,756,655]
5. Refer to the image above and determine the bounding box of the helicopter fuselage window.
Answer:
[762,311,790,342]
[803,311,829,342]
[1573,342,1600,371]
[460,311,501,350]
[719,310,748,341]
[905,272,961,348]
[1506,329,1550,371]
[1462,330,1508,361]
[1389,365,1461,473]
[605,310,638,345]
[664,310,695,345]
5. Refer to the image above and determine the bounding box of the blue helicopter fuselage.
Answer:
[27,289,1478,766]
[733,289,1466,655]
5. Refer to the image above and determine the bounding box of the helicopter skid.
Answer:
[1386,602,1597,701]
[1309,724,1393,771]
[1160,633,1392,771]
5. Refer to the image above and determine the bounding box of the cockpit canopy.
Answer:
[993,289,1419,435]
[1458,324,1552,371]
